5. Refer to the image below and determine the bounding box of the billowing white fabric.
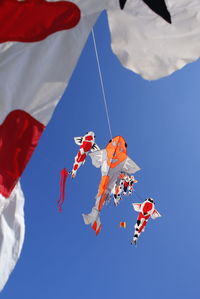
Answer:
[0,0,104,125]
[132,203,142,212]
[2,0,200,124]
[2,0,200,126]
[0,183,25,291]
[107,0,200,79]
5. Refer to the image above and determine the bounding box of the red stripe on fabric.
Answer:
[92,221,97,232]
[0,0,81,43]
[0,110,45,198]
[58,168,69,212]
[95,224,101,236]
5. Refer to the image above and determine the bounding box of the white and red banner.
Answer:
[0,0,103,290]
[0,0,103,199]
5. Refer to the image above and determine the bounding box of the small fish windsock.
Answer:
[120,221,126,228]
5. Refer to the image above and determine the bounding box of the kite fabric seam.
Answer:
[91,29,113,140]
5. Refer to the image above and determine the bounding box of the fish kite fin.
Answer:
[91,143,100,152]
[132,203,142,212]
[151,209,161,219]
[122,156,141,174]
[74,136,83,145]
[82,207,101,235]
[89,149,106,168]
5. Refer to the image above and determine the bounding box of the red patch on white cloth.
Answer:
[0,0,80,43]
[77,151,86,163]
[81,141,92,152]
[142,202,153,214]
[0,110,45,198]
[85,136,93,141]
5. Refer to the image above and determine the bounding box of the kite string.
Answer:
[92,29,113,140]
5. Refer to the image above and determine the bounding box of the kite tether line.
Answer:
[92,29,146,203]
[92,29,113,140]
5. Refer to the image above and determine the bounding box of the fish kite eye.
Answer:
[148,198,154,203]
[119,0,172,24]
[119,0,126,9]
[125,142,127,148]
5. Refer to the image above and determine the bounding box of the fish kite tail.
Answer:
[131,223,143,245]
[131,218,148,245]
[82,207,101,235]
[131,229,141,245]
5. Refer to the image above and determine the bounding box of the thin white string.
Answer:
[92,29,113,140]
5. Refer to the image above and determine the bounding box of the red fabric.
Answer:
[0,0,80,43]
[58,168,69,212]
[96,224,101,236]
[142,202,153,214]
[138,220,147,233]
[92,221,97,231]
[85,136,93,141]
[138,212,150,221]
[80,141,93,152]
[0,110,45,198]
[76,151,86,163]
[124,181,129,188]
[73,164,79,171]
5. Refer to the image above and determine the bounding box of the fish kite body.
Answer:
[82,136,140,235]
[71,131,100,178]
[132,198,161,245]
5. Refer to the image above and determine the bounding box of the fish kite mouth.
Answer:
[119,0,172,24]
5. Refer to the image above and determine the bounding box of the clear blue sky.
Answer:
[2,12,200,298]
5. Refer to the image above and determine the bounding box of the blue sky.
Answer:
[2,11,200,299]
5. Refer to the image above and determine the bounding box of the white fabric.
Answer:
[89,149,107,168]
[1,0,200,128]
[0,0,103,125]
[0,183,25,291]
[132,203,142,212]
[74,137,83,145]
[107,0,200,79]
[151,209,162,219]
[122,156,141,174]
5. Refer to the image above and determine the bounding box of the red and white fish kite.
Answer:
[132,198,161,245]
[71,131,100,178]
[112,172,138,206]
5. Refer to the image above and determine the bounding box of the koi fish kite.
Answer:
[58,131,99,211]
[112,172,138,206]
[1,0,200,290]
[131,198,161,245]
[82,136,140,235]
[71,131,100,178]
